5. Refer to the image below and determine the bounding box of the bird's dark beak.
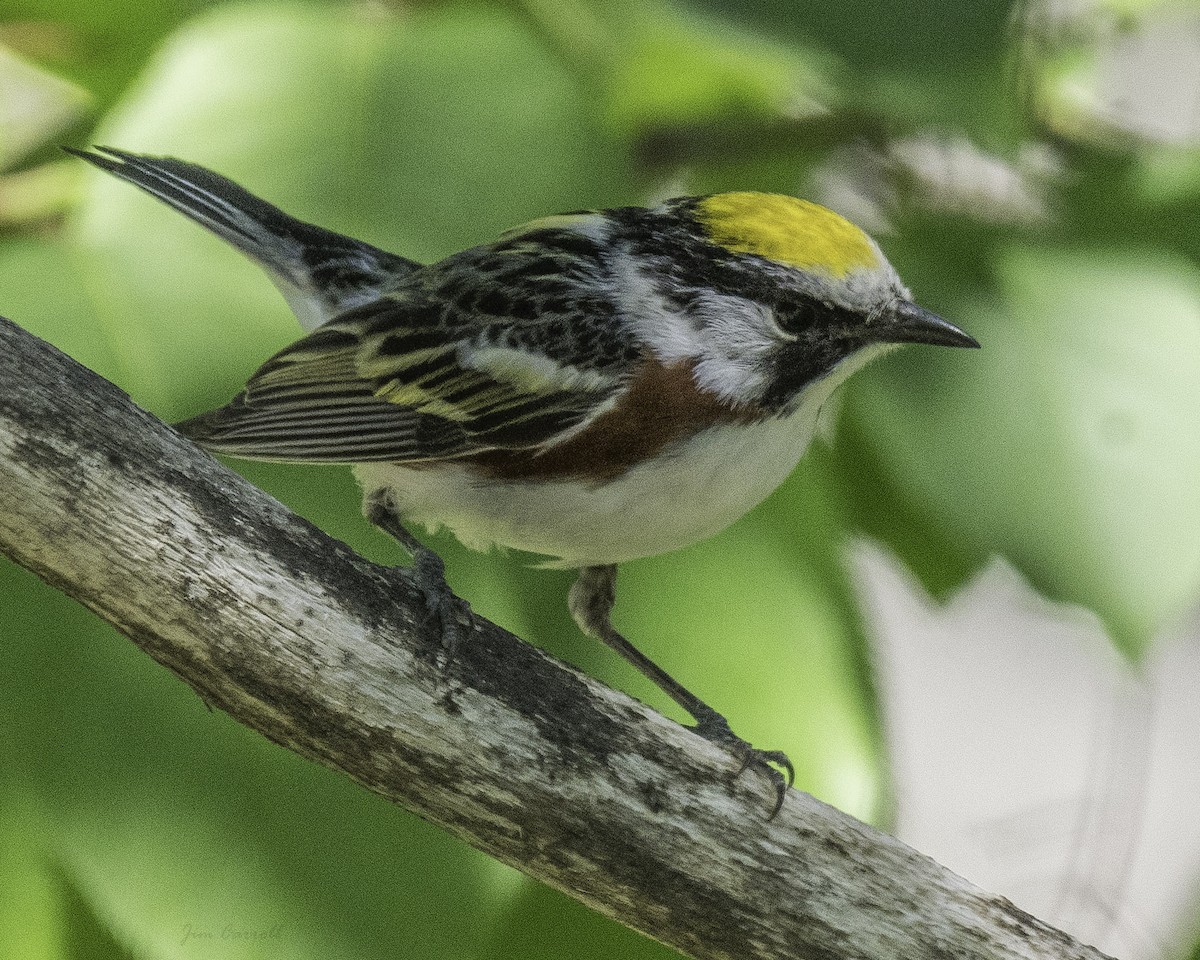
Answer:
[876,301,979,349]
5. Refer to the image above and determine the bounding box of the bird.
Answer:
[68,145,978,816]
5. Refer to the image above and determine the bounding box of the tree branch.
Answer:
[0,314,1113,960]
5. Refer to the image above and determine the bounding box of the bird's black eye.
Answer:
[776,296,830,335]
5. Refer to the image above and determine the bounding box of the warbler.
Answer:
[69,146,977,816]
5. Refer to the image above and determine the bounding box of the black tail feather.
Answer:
[67,145,422,329]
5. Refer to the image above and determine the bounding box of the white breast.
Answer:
[352,362,863,569]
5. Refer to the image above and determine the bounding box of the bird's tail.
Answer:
[66,145,422,330]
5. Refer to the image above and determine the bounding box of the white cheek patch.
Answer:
[616,264,695,361]
[618,261,786,403]
[685,293,779,402]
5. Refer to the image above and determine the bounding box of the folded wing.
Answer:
[176,275,631,464]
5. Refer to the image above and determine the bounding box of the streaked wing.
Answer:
[176,222,638,464]
[176,324,470,462]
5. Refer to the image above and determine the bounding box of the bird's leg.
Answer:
[365,491,470,652]
[569,564,794,818]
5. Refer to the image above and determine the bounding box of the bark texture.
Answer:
[0,315,1116,960]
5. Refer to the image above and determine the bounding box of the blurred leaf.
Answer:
[0,161,80,228]
[504,0,845,179]
[1035,46,1107,146]
[855,542,1200,960]
[361,6,635,255]
[849,246,1200,657]
[1032,1,1200,151]
[485,880,674,960]
[1,0,217,110]
[602,6,836,136]
[1137,145,1200,206]
[682,0,1018,144]
[0,43,90,171]
[0,793,63,960]
[758,444,896,800]
[55,805,345,960]
[686,0,1016,67]
[54,867,143,960]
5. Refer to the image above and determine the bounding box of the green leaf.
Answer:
[54,867,143,960]
[485,880,675,960]
[0,44,90,171]
[849,245,1200,657]
[2,0,218,111]
[690,0,1015,70]
[0,791,145,960]
[602,7,835,136]
[0,238,122,380]
[0,794,64,960]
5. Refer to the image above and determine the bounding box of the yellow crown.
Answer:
[695,192,879,279]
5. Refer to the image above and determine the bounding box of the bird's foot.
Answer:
[694,710,794,820]
[566,566,791,817]
[366,494,472,656]
[406,544,472,656]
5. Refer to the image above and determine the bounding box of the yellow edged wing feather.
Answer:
[175,291,626,464]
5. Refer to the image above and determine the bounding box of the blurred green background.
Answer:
[3,0,1200,956]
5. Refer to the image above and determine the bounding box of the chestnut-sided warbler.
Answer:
[69,146,977,816]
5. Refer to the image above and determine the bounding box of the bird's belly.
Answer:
[355,413,819,568]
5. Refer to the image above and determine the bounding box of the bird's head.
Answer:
[619,191,978,412]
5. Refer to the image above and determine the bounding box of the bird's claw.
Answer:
[409,548,471,656]
[695,712,794,819]
[734,746,794,819]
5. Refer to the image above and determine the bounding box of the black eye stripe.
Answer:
[775,296,858,334]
